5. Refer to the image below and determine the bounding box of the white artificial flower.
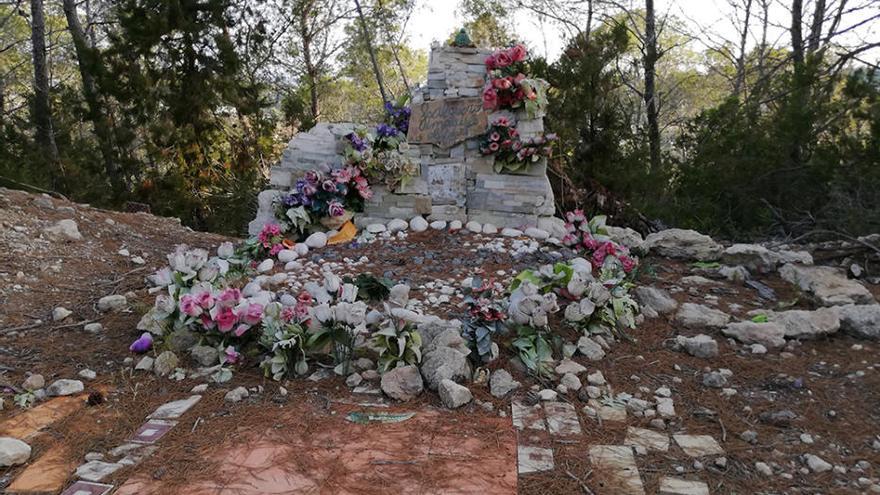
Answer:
[148,267,173,287]
[198,264,219,282]
[184,248,209,271]
[217,242,235,259]
[340,283,359,303]
[312,304,333,323]
[154,294,176,317]
[323,271,341,294]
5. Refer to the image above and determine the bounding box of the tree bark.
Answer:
[790,0,805,66]
[643,0,660,173]
[733,0,753,97]
[353,0,388,103]
[807,0,826,54]
[62,0,124,194]
[297,0,320,121]
[29,0,60,166]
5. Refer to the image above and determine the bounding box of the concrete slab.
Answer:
[589,445,645,495]
[659,477,710,495]
[147,395,201,419]
[673,435,725,457]
[517,445,554,474]
[544,402,581,436]
[625,426,670,452]
[511,401,546,431]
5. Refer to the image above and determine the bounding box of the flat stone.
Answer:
[366,223,387,233]
[625,427,670,452]
[673,435,724,457]
[61,480,115,495]
[721,321,786,349]
[511,401,546,431]
[659,477,710,495]
[544,402,581,436]
[643,229,722,261]
[46,379,84,397]
[97,294,127,312]
[589,445,646,495]
[135,356,154,371]
[635,287,679,317]
[45,219,82,241]
[766,307,840,339]
[837,304,880,339]
[7,444,75,493]
[674,334,718,358]
[804,453,833,473]
[524,227,549,240]
[780,264,875,306]
[75,460,124,482]
[675,303,730,329]
[518,445,554,474]
[555,359,587,375]
[130,420,175,444]
[22,374,45,391]
[148,395,201,419]
[501,228,523,237]
[656,397,676,418]
[577,336,606,360]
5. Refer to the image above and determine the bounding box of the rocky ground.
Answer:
[0,186,879,494]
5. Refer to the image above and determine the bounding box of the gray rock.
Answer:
[675,303,730,329]
[381,365,424,401]
[346,373,363,388]
[560,373,582,391]
[702,371,727,388]
[438,379,472,408]
[635,287,679,317]
[153,350,179,377]
[45,219,82,241]
[555,359,587,375]
[765,307,840,339]
[674,334,719,358]
[225,386,249,402]
[659,477,709,495]
[388,284,411,307]
[135,356,154,371]
[837,304,880,339]
[805,454,833,473]
[643,229,722,261]
[524,227,549,240]
[780,264,874,307]
[190,345,219,366]
[305,232,327,248]
[605,226,644,250]
[409,216,429,232]
[388,218,408,233]
[354,357,376,371]
[21,374,44,391]
[148,395,202,419]
[97,294,127,312]
[718,265,750,282]
[0,437,31,467]
[420,347,471,390]
[83,322,103,333]
[78,369,97,380]
[721,244,780,273]
[577,336,606,361]
[46,379,84,396]
[722,321,786,349]
[52,306,72,321]
[168,328,198,352]
[489,369,520,398]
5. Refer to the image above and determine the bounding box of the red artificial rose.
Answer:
[482,86,498,110]
[514,73,526,84]
[489,142,500,152]
[494,51,512,68]
[485,54,496,70]
[492,77,512,90]
[509,44,528,62]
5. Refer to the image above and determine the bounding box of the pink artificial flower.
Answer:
[512,141,523,151]
[509,128,519,138]
[489,142,500,152]
[328,200,346,217]
[179,294,203,317]
[485,54,496,70]
[514,73,526,84]
[194,290,214,309]
[621,255,636,273]
[200,313,215,329]
[482,86,498,110]
[591,249,606,268]
[494,51,512,67]
[224,345,240,364]
[322,179,337,192]
[582,236,600,251]
[490,132,501,142]
[494,117,510,127]
[333,167,352,183]
[233,324,251,337]
[304,170,321,183]
[561,233,579,247]
[492,77,512,90]
[297,291,313,304]
[280,306,296,323]
[217,288,241,307]
[509,44,528,62]
[240,303,264,326]
[270,243,283,256]
[357,186,373,200]
[355,175,369,188]
[215,307,238,333]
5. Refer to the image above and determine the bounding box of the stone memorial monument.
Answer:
[249,40,559,236]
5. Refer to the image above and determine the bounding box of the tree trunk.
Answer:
[807,0,826,54]
[733,0,753,97]
[298,2,320,122]
[790,0,804,67]
[30,0,60,167]
[62,0,124,194]
[643,0,660,174]
[353,0,388,103]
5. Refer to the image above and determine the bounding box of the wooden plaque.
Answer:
[407,97,488,149]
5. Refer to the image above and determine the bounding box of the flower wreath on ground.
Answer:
[481,43,549,118]
[273,166,371,236]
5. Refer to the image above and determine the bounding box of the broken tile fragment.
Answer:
[61,480,114,495]
[659,477,710,495]
[544,402,581,436]
[130,419,176,444]
[673,435,725,457]
[75,460,124,482]
[147,395,201,419]
[518,445,554,474]
[589,445,645,495]
[511,401,546,431]
[625,426,670,452]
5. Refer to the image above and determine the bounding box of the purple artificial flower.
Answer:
[376,123,399,138]
[281,193,300,207]
[129,332,153,353]
[322,179,337,192]
[346,132,368,152]
[328,200,346,217]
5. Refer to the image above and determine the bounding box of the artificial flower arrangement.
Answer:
[274,165,372,235]
[560,210,638,276]
[342,97,419,192]
[461,276,508,363]
[482,43,549,118]
[479,117,557,173]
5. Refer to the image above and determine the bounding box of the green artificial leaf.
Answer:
[751,314,769,323]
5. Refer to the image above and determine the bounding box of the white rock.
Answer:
[256,259,274,273]
[643,229,722,261]
[44,219,82,241]
[837,304,880,340]
[722,321,786,349]
[501,227,523,237]
[429,220,447,230]
[755,461,773,476]
[538,389,558,401]
[78,369,97,380]
[448,220,463,231]
[277,249,298,263]
[387,218,408,233]
[482,223,498,234]
[305,232,327,248]
[438,379,472,408]
[0,437,31,467]
[284,261,303,271]
[52,307,72,321]
[524,227,549,240]
[560,373,582,391]
[83,322,103,333]
[366,223,387,233]
[674,334,719,358]
[805,454,832,473]
[225,386,250,402]
[780,264,875,307]
[97,294,127,312]
[294,243,310,256]
[409,216,429,232]
[465,221,482,233]
[675,303,730,329]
